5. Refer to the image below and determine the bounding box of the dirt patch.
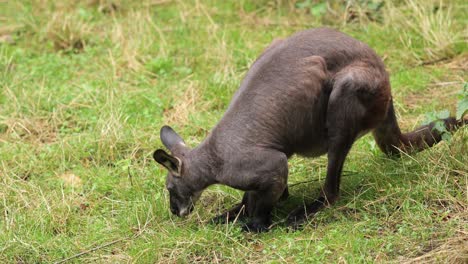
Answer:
[1,117,58,144]
[0,34,14,44]
[401,232,468,264]
[403,82,459,111]
[444,53,468,72]
[59,172,83,188]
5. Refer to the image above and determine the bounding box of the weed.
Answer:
[423,83,468,140]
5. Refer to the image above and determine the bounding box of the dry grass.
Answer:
[445,53,468,72]
[95,106,127,162]
[403,80,460,112]
[384,0,463,63]
[327,1,383,26]
[110,9,164,71]
[402,232,468,264]
[46,11,92,52]
[59,172,83,187]
[87,0,120,14]
[163,82,205,126]
[0,117,57,144]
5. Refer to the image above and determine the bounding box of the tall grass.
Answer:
[384,0,463,63]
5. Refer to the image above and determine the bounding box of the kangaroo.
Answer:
[153,27,465,232]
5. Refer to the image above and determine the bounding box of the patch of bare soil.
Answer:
[0,117,57,144]
[59,172,83,188]
[401,231,468,264]
[444,53,468,72]
[403,82,458,110]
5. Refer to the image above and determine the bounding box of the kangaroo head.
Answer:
[153,126,202,217]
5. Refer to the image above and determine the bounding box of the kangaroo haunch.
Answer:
[153,27,464,232]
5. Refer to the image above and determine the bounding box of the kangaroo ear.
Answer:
[153,149,182,177]
[160,126,185,151]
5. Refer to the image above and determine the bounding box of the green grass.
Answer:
[1,0,467,263]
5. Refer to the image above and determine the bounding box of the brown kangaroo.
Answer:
[153,27,464,232]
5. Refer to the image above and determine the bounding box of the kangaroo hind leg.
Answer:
[287,63,390,228]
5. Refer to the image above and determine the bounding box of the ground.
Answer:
[0,0,467,263]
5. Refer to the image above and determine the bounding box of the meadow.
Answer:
[0,0,467,263]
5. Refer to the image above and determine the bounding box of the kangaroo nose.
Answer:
[170,206,178,215]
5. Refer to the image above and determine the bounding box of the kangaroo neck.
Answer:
[187,139,221,190]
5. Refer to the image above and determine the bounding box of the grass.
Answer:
[0,0,467,263]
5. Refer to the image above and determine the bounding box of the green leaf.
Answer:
[456,94,468,119]
[116,159,131,172]
[422,111,438,125]
[423,109,451,126]
[441,132,452,142]
[368,2,384,11]
[145,57,173,76]
[175,66,193,76]
[311,2,327,17]
[436,109,450,120]
[432,120,447,134]
[296,0,312,9]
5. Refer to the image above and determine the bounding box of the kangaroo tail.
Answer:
[373,98,466,156]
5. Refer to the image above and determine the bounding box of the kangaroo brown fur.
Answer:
[153,27,465,232]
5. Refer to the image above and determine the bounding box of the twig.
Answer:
[268,218,287,229]
[127,165,134,187]
[146,0,172,6]
[288,171,359,188]
[53,238,126,264]
[428,81,463,87]
[54,231,143,264]
[288,179,321,188]
[420,57,450,66]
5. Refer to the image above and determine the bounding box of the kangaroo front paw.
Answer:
[211,214,229,225]
[211,203,246,225]
[211,212,245,225]
[286,207,308,229]
[286,198,326,229]
[242,221,270,233]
